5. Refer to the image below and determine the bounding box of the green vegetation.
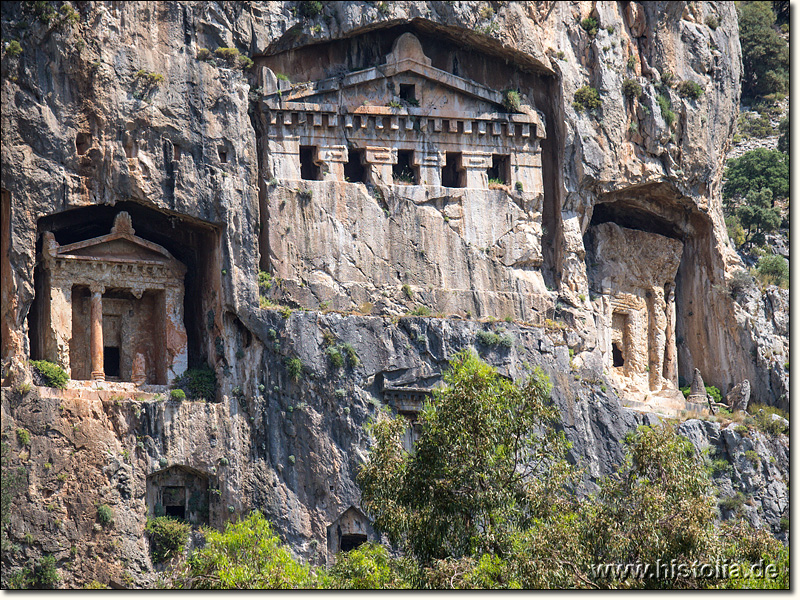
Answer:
[31,360,68,389]
[734,188,781,249]
[299,1,323,18]
[738,2,789,100]
[135,69,165,84]
[286,357,303,381]
[475,330,500,346]
[755,253,789,288]
[97,503,114,528]
[325,346,344,369]
[777,116,789,153]
[657,94,675,127]
[502,90,521,113]
[737,111,773,140]
[719,492,746,512]
[2,441,27,555]
[744,450,761,467]
[626,55,637,70]
[173,366,217,401]
[170,388,186,401]
[172,512,314,588]
[326,542,412,588]
[580,16,599,36]
[16,427,31,446]
[705,385,722,404]
[7,554,60,589]
[706,15,719,30]
[622,79,642,99]
[572,86,601,111]
[750,404,789,436]
[213,47,253,70]
[409,305,430,317]
[677,80,704,99]
[723,148,789,204]
[146,516,191,563]
[401,284,413,299]
[660,70,675,88]
[196,47,211,61]
[6,40,22,57]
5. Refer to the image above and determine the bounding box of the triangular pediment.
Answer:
[263,33,509,115]
[52,212,179,265]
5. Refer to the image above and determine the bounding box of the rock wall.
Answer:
[0,0,789,587]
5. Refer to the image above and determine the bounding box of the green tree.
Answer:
[723,148,788,203]
[737,2,789,99]
[171,511,313,589]
[358,350,574,565]
[735,188,781,248]
[326,542,414,589]
[755,253,789,288]
[777,116,788,153]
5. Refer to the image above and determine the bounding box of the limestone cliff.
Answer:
[0,0,789,588]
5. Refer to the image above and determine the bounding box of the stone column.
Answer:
[164,285,188,384]
[663,283,678,386]
[267,137,300,180]
[365,146,396,186]
[647,287,667,392]
[317,145,347,182]
[458,151,492,189]
[413,151,445,187]
[89,284,105,381]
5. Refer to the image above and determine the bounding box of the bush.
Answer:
[476,330,500,346]
[341,343,359,367]
[660,70,675,88]
[326,542,412,589]
[33,555,60,589]
[173,366,217,401]
[213,47,253,70]
[174,511,313,588]
[580,16,599,36]
[572,86,602,111]
[735,188,781,248]
[719,492,746,512]
[622,79,642,99]
[726,269,752,298]
[777,116,788,153]
[725,215,746,248]
[502,90,521,112]
[706,15,719,30]
[744,450,761,467]
[196,47,210,60]
[146,516,191,563]
[299,1,323,18]
[626,55,637,70]
[286,357,303,381]
[656,94,675,127]
[677,80,704,99]
[401,284,413,299]
[750,404,789,437]
[756,253,789,288]
[16,427,31,446]
[705,385,722,404]
[6,40,22,57]
[170,389,186,401]
[326,346,344,369]
[31,360,68,389]
[97,504,114,527]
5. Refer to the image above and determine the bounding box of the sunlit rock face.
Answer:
[0,1,788,587]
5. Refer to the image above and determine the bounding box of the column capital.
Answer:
[89,284,105,295]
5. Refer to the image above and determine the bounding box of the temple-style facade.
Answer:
[38,212,187,385]
[259,33,545,194]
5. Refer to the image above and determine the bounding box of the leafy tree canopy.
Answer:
[736,188,782,248]
[723,148,788,202]
[737,2,789,99]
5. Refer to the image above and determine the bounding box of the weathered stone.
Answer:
[726,379,750,413]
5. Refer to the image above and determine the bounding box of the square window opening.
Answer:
[488,154,510,185]
[344,147,367,183]
[393,150,417,184]
[218,147,228,163]
[299,145,321,180]
[442,152,464,188]
[399,84,417,103]
[340,534,368,553]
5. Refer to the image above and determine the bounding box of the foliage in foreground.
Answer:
[30,360,69,389]
[156,353,786,589]
[146,517,191,563]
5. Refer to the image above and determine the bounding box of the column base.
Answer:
[91,371,106,382]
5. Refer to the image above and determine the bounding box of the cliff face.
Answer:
[0,0,789,587]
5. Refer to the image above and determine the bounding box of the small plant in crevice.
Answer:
[170,388,186,401]
[502,89,522,112]
[580,16,599,36]
[299,1,323,18]
[146,516,190,564]
[657,94,675,127]
[677,80,704,99]
[6,40,22,57]
[16,427,31,446]
[97,504,114,528]
[31,360,68,389]
[401,283,414,300]
[573,86,602,111]
[622,78,643,99]
[286,357,303,382]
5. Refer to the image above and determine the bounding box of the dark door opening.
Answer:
[612,343,625,367]
[163,486,186,519]
[344,147,367,183]
[104,346,121,378]
[300,145,321,180]
[441,152,463,188]
[393,150,417,184]
[340,533,367,552]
